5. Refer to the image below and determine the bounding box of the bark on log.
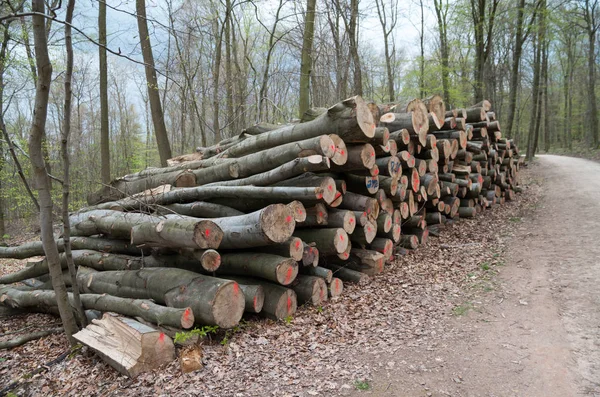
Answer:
[399,235,419,249]
[380,112,428,146]
[302,243,318,267]
[238,284,264,313]
[423,95,446,124]
[71,210,224,250]
[156,202,243,218]
[300,266,333,283]
[330,144,376,172]
[322,263,370,284]
[73,314,175,377]
[291,275,327,305]
[389,129,411,145]
[77,268,244,328]
[375,156,401,177]
[338,191,379,219]
[344,174,379,195]
[215,253,298,286]
[0,236,148,260]
[225,277,297,320]
[368,238,393,261]
[299,204,328,226]
[203,156,331,188]
[254,237,304,261]
[0,286,195,329]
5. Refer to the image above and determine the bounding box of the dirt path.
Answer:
[354,155,600,397]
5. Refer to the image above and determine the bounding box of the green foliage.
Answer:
[354,380,371,391]
[480,262,491,271]
[174,325,219,344]
[452,302,472,316]
[283,315,293,325]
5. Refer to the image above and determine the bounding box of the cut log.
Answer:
[423,95,446,123]
[299,204,328,226]
[375,156,402,177]
[272,174,337,204]
[368,238,393,261]
[344,174,379,195]
[376,212,393,233]
[70,210,224,250]
[389,128,411,145]
[226,277,297,320]
[300,266,333,283]
[237,284,265,313]
[328,277,344,298]
[350,221,377,246]
[293,228,349,255]
[0,236,148,260]
[73,314,176,378]
[77,268,244,328]
[326,209,356,234]
[255,237,304,261]
[287,201,307,222]
[0,287,194,329]
[291,275,327,305]
[203,156,331,187]
[379,176,398,197]
[157,202,243,218]
[330,144,376,172]
[302,243,318,267]
[338,191,380,219]
[322,263,370,284]
[380,112,428,146]
[216,253,298,286]
[399,235,419,249]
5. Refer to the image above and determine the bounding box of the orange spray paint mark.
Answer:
[205,229,211,237]
[253,296,257,309]
[328,185,333,191]
[159,333,165,342]
[183,308,191,321]
[296,240,301,249]
[286,216,292,223]
[287,296,292,312]
[233,283,239,294]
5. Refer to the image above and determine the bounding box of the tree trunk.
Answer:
[299,0,317,117]
[136,0,172,165]
[504,0,525,138]
[29,0,79,344]
[99,0,110,184]
[78,268,244,328]
[586,25,599,147]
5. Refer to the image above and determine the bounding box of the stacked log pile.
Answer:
[0,95,521,338]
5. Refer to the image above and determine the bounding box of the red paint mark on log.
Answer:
[233,283,239,294]
[371,152,375,157]
[317,193,323,199]
[349,218,354,223]
[367,227,372,232]
[285,267,293,284]
[183,308,191,321]
[287,296,292,312]
[253,296,257,309]
[205,229,211,237]
[388,220,391,227]
[296,240,301,249]
[340,234,344,241]
[319,212,323,218]
[159,333,165,342]
[286,216,292,223]
[328,184,333,191]
[336,279,340,291]
[341,150,345,155]
[330,145,335,151]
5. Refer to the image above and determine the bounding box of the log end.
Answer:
[275,289,297,320]
[261,204,296,244]
[181,307,195,329]
[193,221,225,249]
[200,249,221,272]
[355,96,376,138]
[276,259,299,286]
[212,281,246,329]
[328,277,344,298]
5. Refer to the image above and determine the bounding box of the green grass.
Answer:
[452,302,472,316]
[480,262,491,271]
[354,380,371,391]
[509,217,522,222]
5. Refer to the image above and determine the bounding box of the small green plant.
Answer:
[174,325,219,344]
[284,315,293,325]
[480,262,491,271]
[316,305,324,313]
[354,380,371,390]
[509,217,522,222]
[2,234,9,240]
[453,302,472,316]
[6,392,18,397]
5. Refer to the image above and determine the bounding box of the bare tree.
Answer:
[299,0,317,116]
[29,0,79,343]
[136,0,172,166]
[581,0,599,147]
[374,0,398,102]
[433,0,450,104]
[99,0,110,184]
[62,0,87,327]
[470,0,500,102]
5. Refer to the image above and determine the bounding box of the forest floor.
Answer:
[1,155,599,396]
